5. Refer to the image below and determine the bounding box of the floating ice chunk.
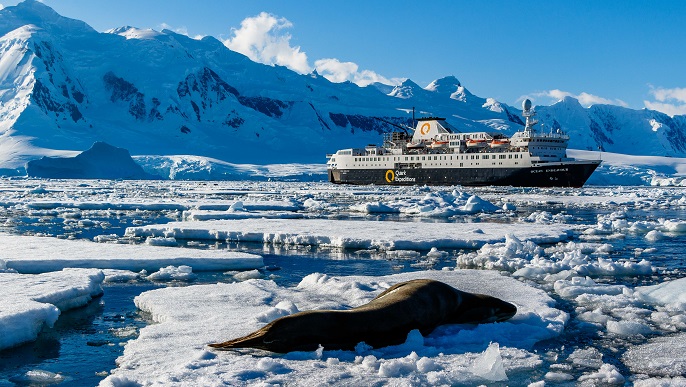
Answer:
[662,219,686,233]
[645,230,665,242]
[416,356,440,373]
[462,195,499,213]
[349,201,397,214]
[147,265,195,282]
[93,234,119,243]
[9,370,65,385]
[545,371,574,381]
[78,219,98,228]
[426,247,448,258]
[110,326,138,338]
[229,201,244,212]
[302,198,329,210]
[233,269,263,281]
[502,203,516,211]
[348,190,498,217]
[607,320,653,336]
[578,364,625,385]
[26,186,49,194]
[385,250,421,258]
[630,221,656,233]
[471,342,507,382]
[459,234,542,272]
[145,236,178,247]
[378,351,420,377]
[554,277,629,298]
[577,308,611,325]
[568,347,603,368]
[102,269,141,283]
[524,211,572,224]
[635,277,686,310]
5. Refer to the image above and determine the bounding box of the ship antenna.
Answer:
[412,107,416,128]
[522,99,538,136]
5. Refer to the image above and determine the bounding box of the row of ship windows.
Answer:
[354,154,522,162]
[531,139,564,143]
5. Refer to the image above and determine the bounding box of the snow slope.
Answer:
[0,0,685,171]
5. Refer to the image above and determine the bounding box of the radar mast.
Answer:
[522,99,538,136]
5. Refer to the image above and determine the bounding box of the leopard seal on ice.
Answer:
[208,279,517,353]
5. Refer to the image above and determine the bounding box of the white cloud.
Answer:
[650,86,686,103]
[222,13,397,87]
[223,12,310,74]
[644,86,686,117]
[644,101,686,117]
[525,89,628,108]
[0,4,4,10]
[313,58,399,87]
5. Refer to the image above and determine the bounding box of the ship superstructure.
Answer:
[326,100,600,187]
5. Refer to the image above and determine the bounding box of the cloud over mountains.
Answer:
[222,12,397,87]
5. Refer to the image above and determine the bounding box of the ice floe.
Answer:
[0,269,104,350]
[349,190,499,216]
[102,270,566,386]
[0,233,263,273]
[125,218,574,251]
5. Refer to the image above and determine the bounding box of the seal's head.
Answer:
[448,292,517,324]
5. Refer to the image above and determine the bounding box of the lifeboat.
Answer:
[489,139,510,148]
[406,141,426,150]
[429,140,449,149]
[466,139,488,148]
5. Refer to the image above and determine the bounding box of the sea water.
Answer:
[1,179,685,385]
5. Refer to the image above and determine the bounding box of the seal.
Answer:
[208,279,517,353]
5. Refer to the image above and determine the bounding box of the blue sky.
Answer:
[2,0,686,115]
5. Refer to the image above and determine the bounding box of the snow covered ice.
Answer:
[0,269,104,350]
[103,270,565,386]
[1,179,686,385]
[0,233,263,274]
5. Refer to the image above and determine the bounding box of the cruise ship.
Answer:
[326,100,601,187]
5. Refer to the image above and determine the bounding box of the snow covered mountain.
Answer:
[1,0,685,172]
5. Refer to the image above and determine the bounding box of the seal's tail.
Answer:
[207,329,267,350]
